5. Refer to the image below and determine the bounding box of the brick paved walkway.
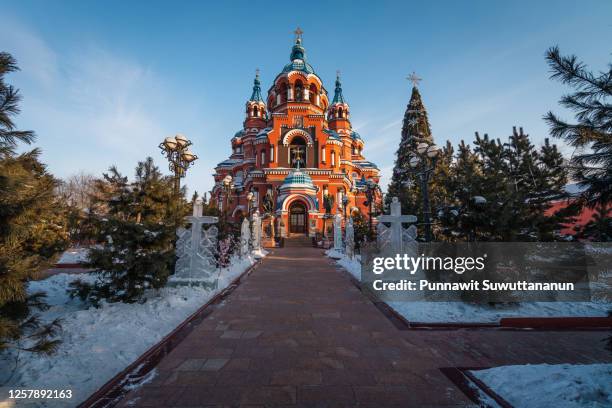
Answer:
[119,246,611,407]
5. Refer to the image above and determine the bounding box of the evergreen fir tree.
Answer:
[0,52,68,354]
[71,158,183,305]
[386,85,434,213]
[386,84,452,240]
[576,206,611,241]
[544,46,611,209]
[438,140,487,241]
[442,127,573,241]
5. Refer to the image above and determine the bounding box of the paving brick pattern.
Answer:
[118,246,611,407]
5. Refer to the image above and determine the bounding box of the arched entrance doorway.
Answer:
[289,201,307,234]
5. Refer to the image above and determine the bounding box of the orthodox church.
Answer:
[212,29,380,237]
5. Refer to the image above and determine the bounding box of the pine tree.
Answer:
[441,127,574,241]
[386,86,434,213]
[438,140,487,241]
[544,46,611,209]
[579,206,612,241]
[0,53,68,354]
[70,158,183,305]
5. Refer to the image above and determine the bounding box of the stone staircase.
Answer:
[284,235,312,247]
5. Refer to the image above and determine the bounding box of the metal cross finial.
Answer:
[407,71,422,87]
[294,27,303,41]
[255,68,260,78]
[336,69,341,79]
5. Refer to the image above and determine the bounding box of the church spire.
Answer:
[332,70,346,104]
[249,68,264,102]
[290,27,306,61]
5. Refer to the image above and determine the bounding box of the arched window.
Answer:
[270,145,274,162]
[261,150,266,166]
[337,188,345,210]
[289,136,306,168]
[253,106,258,117]
[331,151,336,167]
[294,80,304,101]
[309,84,317,104]
[321,147,326,163]
[338,107,343,118]
[280,83,288,103]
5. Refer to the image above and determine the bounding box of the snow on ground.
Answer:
[57,247,90,264]
[327,250,611,323]
[0,255,258,406]
[325,249,361,280]
[388,300,611,323]
[471,364,612,408]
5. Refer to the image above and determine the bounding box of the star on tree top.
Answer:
[407,71,422,87]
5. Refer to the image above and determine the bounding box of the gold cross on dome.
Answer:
[407,71,422,87]
[294,27,303,40]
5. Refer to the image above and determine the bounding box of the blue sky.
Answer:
[1,0,610,193]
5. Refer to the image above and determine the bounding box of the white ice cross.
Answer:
[377,197,417,253]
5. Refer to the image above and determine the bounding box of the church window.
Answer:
[294,80,304,101]
[337,189,344,209]
[289,136,306,168]
[261,150,266,165]
[309,84,317,104]
[331,151,336,167]
[338,107,343,118]
[321,147,326,163]
[253,106,258,117]
[270,145,274,162]
[280,83,288,103]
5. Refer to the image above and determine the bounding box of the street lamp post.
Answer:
[159,134,198,195]
[246,191,254,219]
[363,179,381,236]
[406,142,440,242]
[342,195,349,224]
[222,175,234,222]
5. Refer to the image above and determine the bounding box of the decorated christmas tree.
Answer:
[386,76,451,239]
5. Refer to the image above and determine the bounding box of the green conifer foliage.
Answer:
[439,128,573,241]
[544,47,611,209]
[386,86,452,239]
[0,53,68,354]
[71,158,185,305]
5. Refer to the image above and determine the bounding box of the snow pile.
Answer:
[472,363,612,408]
[325,249,361,280]
[388,300,611,323]
[57,247,90,264]
[327,249,610,323]
[0,254,259,406]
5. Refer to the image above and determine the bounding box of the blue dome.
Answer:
[282,169,313,186]
[282,59,316,75]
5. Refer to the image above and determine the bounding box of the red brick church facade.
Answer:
[212,30,380,237]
